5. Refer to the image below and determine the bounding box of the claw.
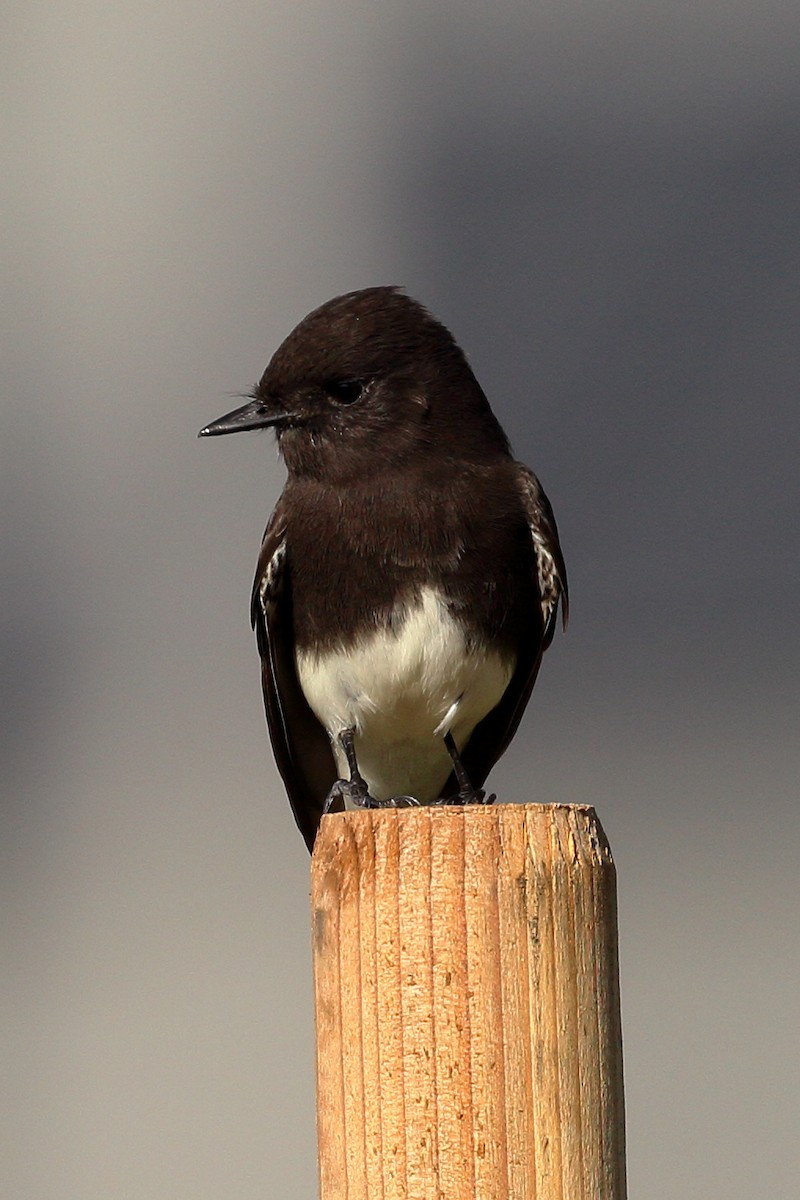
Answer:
[322,782,347,815]
[367,794,421,809]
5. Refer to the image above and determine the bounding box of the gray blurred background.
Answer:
[4,3,798,1196]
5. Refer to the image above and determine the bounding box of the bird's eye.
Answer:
[326,378,366,405]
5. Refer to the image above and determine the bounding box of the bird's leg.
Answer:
[322,728,421,813]
[339,728,372,805]
[322,728,371,813]
[440,731,496,806]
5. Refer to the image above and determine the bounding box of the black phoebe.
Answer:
[199,287,567,851]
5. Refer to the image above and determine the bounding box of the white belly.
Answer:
[295,587,514,803]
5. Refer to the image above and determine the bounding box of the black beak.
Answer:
[198,399,289,438]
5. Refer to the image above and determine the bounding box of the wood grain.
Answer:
[311,804,626,1199]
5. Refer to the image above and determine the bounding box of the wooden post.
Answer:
[311,804,626,1200]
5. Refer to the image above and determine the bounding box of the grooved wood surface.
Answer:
[311,804,626,1200]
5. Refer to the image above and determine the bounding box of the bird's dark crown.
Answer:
[263,287,466,390]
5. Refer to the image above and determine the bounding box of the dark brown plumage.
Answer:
[200,288,567,851]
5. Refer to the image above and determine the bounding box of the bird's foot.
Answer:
[322,777,369,814]
[323,729,422,814]
[361,793,421,810]
[322,781,421,813]
[357,792,419,811]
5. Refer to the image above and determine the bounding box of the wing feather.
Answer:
[250,496,337,851]
[517,463,569,644]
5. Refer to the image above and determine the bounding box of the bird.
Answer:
[199,287,568,852]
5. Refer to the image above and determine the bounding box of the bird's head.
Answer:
[198,287,509,481]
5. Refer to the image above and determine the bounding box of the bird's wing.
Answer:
[250,496,337,851]
[457,463,568,792]
[516,463,569,645]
